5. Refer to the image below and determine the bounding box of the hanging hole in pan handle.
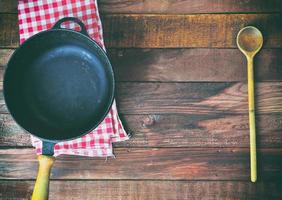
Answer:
[52,17,89,36]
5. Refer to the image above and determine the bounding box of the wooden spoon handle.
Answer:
[247,57,257,183]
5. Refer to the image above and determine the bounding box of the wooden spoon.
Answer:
[237,26,263,183]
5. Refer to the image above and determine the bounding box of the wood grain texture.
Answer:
[0,14,18,48]
[2,14,282,48]
[0,114,30,147]
[0,48,13,66]
[1,148,282,180]
[116,82,282,115]
[1,113,282,148]
[1,0,282,198]
[0,82,281,115]
[2,48,282,82]
[2,0,282,14]
[0,0,16,13]
[102,14,282,48]
[1,180,282,200]
[109,48,282,81]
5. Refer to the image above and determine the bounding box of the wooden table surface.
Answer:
[1,0,282,199]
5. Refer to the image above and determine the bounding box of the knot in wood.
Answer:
[142,115,157,127]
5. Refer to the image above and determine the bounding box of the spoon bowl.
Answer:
[237,26,263,57]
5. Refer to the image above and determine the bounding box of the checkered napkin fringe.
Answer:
[18,0,129,157]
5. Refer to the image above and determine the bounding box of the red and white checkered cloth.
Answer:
[18,0,129,157]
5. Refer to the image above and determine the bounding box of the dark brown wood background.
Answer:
[1,0,282,199]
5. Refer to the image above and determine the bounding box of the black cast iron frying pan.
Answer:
[3,17,114,200]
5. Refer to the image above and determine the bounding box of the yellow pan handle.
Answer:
[247,57,257,183]
[31,155,55,200]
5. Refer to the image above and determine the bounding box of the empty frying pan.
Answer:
[3,17,115,200]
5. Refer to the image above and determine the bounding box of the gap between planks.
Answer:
[1,0,282,14]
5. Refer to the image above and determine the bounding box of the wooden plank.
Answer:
[116,82,282,114]
[109,48,282,82]
[115,82,282,115]
[102,14,282,48]
[0,148,282,180]
[2,0,282,14]
[2,14,282,48]
[1,180,281,200]
[1,113,282,148]
[2,48,282,82]
[0,82,281,115]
